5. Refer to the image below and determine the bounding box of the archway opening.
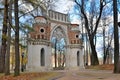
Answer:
[40,48,45,66]
[51,27,67,69]
[77,51,80,66]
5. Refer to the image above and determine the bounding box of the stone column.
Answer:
[65,46,71,70]
[65,45,84,70]
[79,46,85,69]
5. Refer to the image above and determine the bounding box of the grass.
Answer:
[0,73,4,77]
[85,64,114,70]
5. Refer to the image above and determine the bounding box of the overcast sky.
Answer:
[54,0,82,24]
[53,0,120,58]
[54,0,74,13]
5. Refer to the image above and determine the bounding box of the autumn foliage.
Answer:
[86,64,114,70]
[0,72,49,80]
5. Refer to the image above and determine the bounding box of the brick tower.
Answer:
[27,16,52,71]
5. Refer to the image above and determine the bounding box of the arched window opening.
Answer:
[40,48,45,66]
[77,51,80,66]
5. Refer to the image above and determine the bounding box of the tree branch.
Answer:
[0,8,4,11]
[93,0,104,35]
[18,6,38,18]
[75,0,91,35]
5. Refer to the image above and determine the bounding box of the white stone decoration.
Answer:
[35,17,47,24]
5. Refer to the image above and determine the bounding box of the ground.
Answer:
[0,72,60,80]
[0,64,120,80]
[52,69,120,80]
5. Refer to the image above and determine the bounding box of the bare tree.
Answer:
[14,0,20,76]
[113,0,120,73]
[74,0,107,65]
[20,0,56,17]
[5,0,13,75]
[0,0,8,73]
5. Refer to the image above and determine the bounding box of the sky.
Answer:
[54,0,74,14]
[54,0,120,23]
[0,0,120,58]
[17,0,120,59]
[53,0,81,24]
[53,0,120,59]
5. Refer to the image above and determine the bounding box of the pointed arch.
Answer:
[50,25,69,45]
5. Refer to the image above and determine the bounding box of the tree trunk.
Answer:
[105,32,113,64]
[0,0,8,73]
[85,33,88,66]
[5,0,12,75]
[113,0,120,73]
[14,0,20,76]
[89,35,99,65]
[103,27,106,64]
[74,0,105,66]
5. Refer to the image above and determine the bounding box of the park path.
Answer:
[51,69,120,80]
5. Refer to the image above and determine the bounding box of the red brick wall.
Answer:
[29,16,50,40]
[68,24,81,44]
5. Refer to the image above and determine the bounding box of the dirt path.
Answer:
[51,69,120,80]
